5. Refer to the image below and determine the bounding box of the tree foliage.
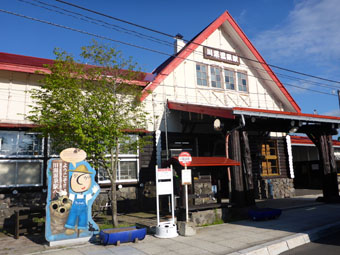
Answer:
[27,41,150,226]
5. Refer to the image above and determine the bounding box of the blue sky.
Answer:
[1,0,340,116]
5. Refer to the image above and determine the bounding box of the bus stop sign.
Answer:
[178,152,192,167]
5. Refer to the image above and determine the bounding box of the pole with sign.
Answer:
[155,165,178,238]
[178,152,192,223]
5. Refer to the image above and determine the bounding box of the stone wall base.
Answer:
[254,178,295,199]
[190,208,227,226]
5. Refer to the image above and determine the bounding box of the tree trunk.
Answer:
[111,146,118,227]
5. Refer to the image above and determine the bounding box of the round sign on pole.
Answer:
[178,152,192,167]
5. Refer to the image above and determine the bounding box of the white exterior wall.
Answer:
[0,70,41,124]
[145,28,283,132]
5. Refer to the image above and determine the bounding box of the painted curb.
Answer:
[229,221,340,255]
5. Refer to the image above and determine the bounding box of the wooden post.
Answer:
[230,130,246,207]
[15,210,19,239]
[307,132,339,201]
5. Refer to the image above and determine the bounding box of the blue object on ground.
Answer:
[99,226,146,245]
[248,208,282,221]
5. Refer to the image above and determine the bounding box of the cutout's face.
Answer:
[70,172,92,193]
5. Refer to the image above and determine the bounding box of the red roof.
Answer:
[140,11,301,113]
[168,101,234,119]
[168,101,340,123]
[291,136,340,147]
[0,52,151,86]
[173,157,240,167]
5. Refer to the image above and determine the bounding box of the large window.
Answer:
[237,72,248,92]
[210,67,222,88]
[196,64,208,86]
[0,130,44,187]
[261,140,279,176]
[224,69,235,90]
[98,134,139,183]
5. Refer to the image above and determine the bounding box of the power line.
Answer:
[0,9,336,97]
[15,0,340,90]
[54,0,340,85]
[54,0,174,38]
[0,8,171,57]
[19,0,174,48]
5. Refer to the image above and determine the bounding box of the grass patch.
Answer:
[98,220,134,230]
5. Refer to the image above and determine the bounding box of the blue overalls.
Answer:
[65,195,88,230]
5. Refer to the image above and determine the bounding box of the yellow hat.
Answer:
[68,164,92,174]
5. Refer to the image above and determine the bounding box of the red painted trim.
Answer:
[0,52,150,86]
[173,156,240,166]
[168,101,234,119]
[140,12,229,101]
[233,107,340,121]
[0,123,38,128]
[141,12,301,113]
[225,14,301,113]
[0,63,50,74]
[291,135,340,147]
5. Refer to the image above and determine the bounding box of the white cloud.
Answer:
[322,109,340,117]
[253,0,340,64]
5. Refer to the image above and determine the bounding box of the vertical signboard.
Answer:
[45,148,100,245]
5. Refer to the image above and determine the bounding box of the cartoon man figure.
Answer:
[64,164,99,235]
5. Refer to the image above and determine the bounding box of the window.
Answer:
[237,72,248,92]
[261,140,279,176]
[0,131,44,187]
[0,131,43,157]
[210,67,222,88]
[0,160,43,187]
[196,64,208,86]
[98,134,139,183]
[224,69,235,90]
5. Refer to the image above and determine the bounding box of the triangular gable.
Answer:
[141,11,301,113]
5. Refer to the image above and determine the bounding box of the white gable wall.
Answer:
[145,27,285,132]
[0,70,41,124]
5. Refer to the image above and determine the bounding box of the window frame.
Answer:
[260,140,280,177]
[98,134,140,184]
[237,71,249,93]
[0,131,44,159]
[210,65,223,89]
[0,159,44,187]
[195,63,209,87]
[223,68,236,91]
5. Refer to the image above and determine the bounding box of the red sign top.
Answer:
[178,152,192,167]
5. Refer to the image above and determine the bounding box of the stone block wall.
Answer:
[254,178,295,199]
[190,208,227,226]
[0,191,46,228]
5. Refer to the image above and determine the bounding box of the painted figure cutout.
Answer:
[65,164,99,235]
[45,149,100,243]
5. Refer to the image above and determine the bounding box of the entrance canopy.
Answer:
[172,156,240,167]
[167,101,340,133]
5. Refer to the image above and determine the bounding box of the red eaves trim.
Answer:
[168,101,234,119]
[225,15,301,113]
[233,107,340,121]
[0,123,38,128]
[173,156,240,166]
[291,135,340,147]
[140,12,229,101]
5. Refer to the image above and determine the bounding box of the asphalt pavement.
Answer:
[2,194,340,255]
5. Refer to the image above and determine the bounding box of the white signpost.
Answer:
[155,165,178,238]
[178,152,192,223]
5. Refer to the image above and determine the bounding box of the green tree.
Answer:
[27,41,150,227]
